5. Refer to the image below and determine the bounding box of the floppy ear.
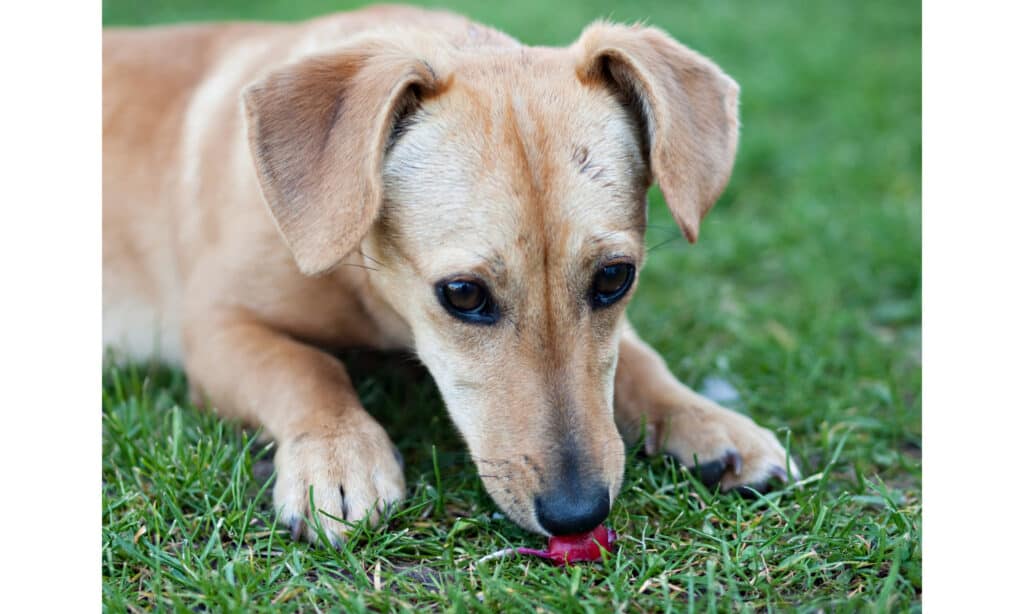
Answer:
[574,23,740,242]
[243,40,447,275]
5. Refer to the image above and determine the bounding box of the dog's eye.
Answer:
[591,263,635,307]
[437,279,498,324]
[444,281,485,311]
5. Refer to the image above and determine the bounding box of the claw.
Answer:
[769,464,790,483]
[289,517,305,541]
[379,499,396,520]
[644,422,663,456]
[391,445,405,471]
[734,466,789,499]
[328,531,345,549]
[686,450,744,488]
[736,481,771,499]
[339,485,349,521]
[693,458,728,487]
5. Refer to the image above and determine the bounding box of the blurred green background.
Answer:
[103,1,921,610]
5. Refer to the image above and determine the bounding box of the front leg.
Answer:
[183,311,405,545]
[614,322,799,492]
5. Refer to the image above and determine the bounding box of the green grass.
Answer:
[102,0,921,610]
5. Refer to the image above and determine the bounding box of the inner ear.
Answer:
[385,85,426,154]
[573,23,740,244]
[598,56,653,167]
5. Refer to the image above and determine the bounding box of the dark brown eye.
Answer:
[591,263,635,307]
[443,281,484,311]
[436,279,498,324]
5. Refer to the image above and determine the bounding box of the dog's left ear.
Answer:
[574,23,740,242]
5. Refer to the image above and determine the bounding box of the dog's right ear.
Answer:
[243,40,449,275]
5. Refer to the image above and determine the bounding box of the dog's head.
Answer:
[244,23,739,535]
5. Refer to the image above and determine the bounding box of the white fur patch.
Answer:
[102,295,182,364]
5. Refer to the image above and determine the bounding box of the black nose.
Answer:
[535,484,610,536]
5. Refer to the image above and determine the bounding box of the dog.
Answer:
[103,4,799,544]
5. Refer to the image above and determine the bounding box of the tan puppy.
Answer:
[103,5,798,543]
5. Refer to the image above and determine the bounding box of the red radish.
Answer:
[516,525,617,565]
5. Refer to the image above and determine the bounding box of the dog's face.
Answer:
[244,24,739,534]
[368,56,650,533]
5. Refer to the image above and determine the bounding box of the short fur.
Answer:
[103,5,798,543]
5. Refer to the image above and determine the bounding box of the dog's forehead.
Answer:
[381,52,648,273]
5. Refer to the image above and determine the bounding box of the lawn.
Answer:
[101,0,922,611]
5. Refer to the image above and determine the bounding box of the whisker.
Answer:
[591,229,622,242]
[357,250,385,267]
[338,262,380,272]
[469,455,512,466]
[645,235,683,253]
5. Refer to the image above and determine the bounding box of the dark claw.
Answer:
[339,485,349,521]
[736,481,772,499]
[693,459,728,488]
[734,466,789,499]
[769,464,790,482]
[328,532,344,550]
[685,449,743,488]
[289,517,305,541]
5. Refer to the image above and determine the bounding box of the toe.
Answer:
[306,480,349,544]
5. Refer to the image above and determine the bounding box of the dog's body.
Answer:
[103,5,797,542]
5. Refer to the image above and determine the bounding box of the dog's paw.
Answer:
[272,417,405,546]
[647,402,799,495]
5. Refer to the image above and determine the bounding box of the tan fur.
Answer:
[103,5,797,543]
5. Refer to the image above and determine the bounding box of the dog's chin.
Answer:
[478,479,547,535]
